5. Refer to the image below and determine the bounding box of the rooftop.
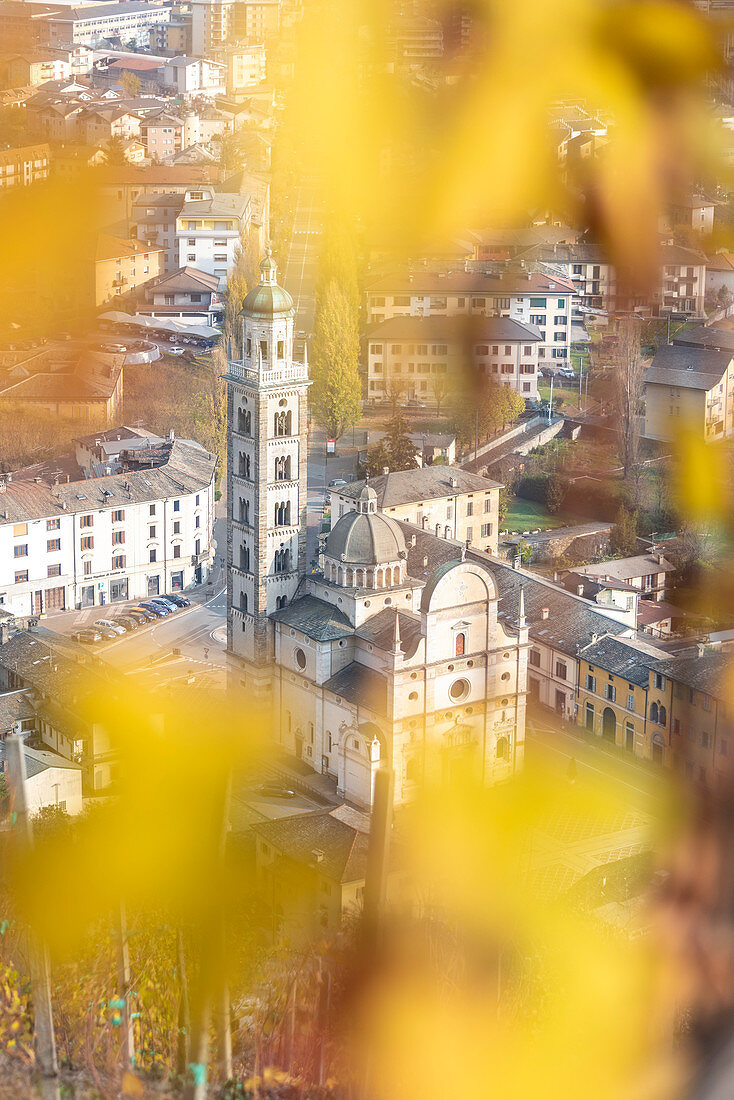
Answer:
[365,315,543,342]
[645,344,731,390]
[581,554,677,581]
[270,595,353,642]
[322,662,388,716]
[365,268,576,296]
[252,807,370,883]
[338,466,502,510]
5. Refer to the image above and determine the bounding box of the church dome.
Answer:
[325,509,406,565]
[241,249,294,318]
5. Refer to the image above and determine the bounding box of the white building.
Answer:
[0,427,217,617]
[176,187,252,288]
[365,270,576,366]
[161,56,226,97]
[45,2,173,47]
[226,258,529,809]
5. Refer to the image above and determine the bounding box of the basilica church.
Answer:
[226,254,529,808]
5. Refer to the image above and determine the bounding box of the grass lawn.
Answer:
[503,499,565,533]
[538,380,582,408]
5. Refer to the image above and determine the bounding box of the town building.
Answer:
[0,426,216,617]
[329,467,501,556]
[95,164,221,229]
[0,349,124,424]
[226,257,529,809]
[134,264,222,324]
[666,195,716,236]
[0,142,50,189]
[95,233,165,305]
[1,43,93,85]
[0,733,83,815]
[653,244,707,318]
[44,1,173,48]
[231,0,281,40]
[160,55,225,96]
[148,15,191,53]
[579,553,677,602]
[176,186,251,286]
[131,190,185,272]
[365,269,575,366]
[643,343,734,441]
[140,110,185,159]
[0,626,117,792]
[365,314,542,402]
[705,250,734,303]
[223,42,267,94]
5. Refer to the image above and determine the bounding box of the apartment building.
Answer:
[132,191,185,272]
[231,0,281,39]
[224,42,267,94]
[643,343,734,442]
[45,1,173,47]
[365,314,542,403]
[365,270,575,366]
[190,0,231,55]
[654,244,707,318]
[95,234,165,305]
[2,43,93,85]
[136,265,221,323]
[141,111,185,159]
[0,428,217,617]
[330,468,502,556]
[96,164,220,230]
[0,1,61,50]
[160,55,225,96]
[176,187,251,286]
[148,15,191,52]
[0,142,50,189]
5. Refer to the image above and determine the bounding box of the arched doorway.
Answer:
[602,707,616,743]
[651,735,664,766]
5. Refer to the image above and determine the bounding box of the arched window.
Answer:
[455,632,465,657]
[241,593,248,612]
[496,736,508,760]
[239,545,250,571]
[275,455,291,481]
[239,499,249,525]
[237,408,251,435]
[405,757,420,782]
[659,705,667,726]
[649,702,659,724]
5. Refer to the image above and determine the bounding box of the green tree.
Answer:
[362,438,391,478]
[222,229,262,356]
[310,279,362,440]
[383,410,419,471]
[317,214,360,322]
[517,539,533,564]
[498,486,512,527]
[545,473,567,515]
[610,504,638,556]
[103,135,128,165]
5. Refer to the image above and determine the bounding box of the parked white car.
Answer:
[94,619,126,635]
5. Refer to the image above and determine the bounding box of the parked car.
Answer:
[138,602,168,617]
[94,625,119,639]
[328,478,348,489]
[164,593,190,607]
[128,607,156,622]
[257,783,296,799]
[73,629,102,644]
[168,346,186,356]
[116,615,140,630]
[557,367,576,379]
[150,597,179,612]
[95,618,126,635]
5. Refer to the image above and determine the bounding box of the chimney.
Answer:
[0,621,10,646]
[697,643,705,658]
[410,534,417,547]
[169,428,175,440]
[382,466,389,475]
[513,554,522,570]
[541,607,549,620]
[311,848,324,864]
[423,555,428,567]
[577,584,584,596]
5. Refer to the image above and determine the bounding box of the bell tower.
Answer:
[225,251,309,701]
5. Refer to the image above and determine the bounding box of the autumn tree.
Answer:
[222,229,264,356]
[610,504,639,557]
[310,279,362,440]
[386,377,406,414]
[119,70,142,98]
[614,318,646,485]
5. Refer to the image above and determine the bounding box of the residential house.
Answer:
[365,269,575,366]
[0,626,116,792]
[560,571,639,628]
[580,553,677,602]
[135,264,222,323]
[95,233,164,304]
[230,0,281,39]
[95,164,220,231]
[365,314,542,402]
[0,350,124,424]
[705,251,734,304]
[148,16,192,54]
[0,734,83,816]
[79,106,142,145]
[330,467,502,556]
[51,142,107,179]
[176,186,251,286]
[0,142,50,188]
[253,805,373,939]
[643,343,734,441]
[667,195,716,236]
[0,426,217,617]
[223,42,266,95]
[409,432,457,466]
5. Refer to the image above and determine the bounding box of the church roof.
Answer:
[325,509,406,566]
[339,466,501,510]
[356,608,422,656]
[270,595,353,641]
[252,807,370,883]
[322,663,388,716]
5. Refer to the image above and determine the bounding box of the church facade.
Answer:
[226,256,529,808]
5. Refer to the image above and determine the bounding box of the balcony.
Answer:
[226,358,309,385]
